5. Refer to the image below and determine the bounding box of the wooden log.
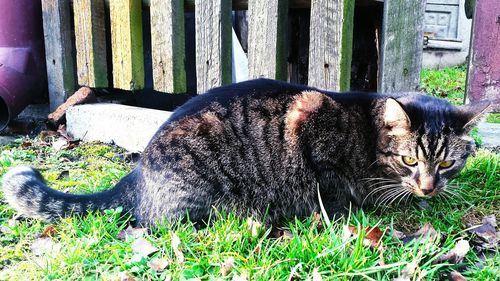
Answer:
[150,0,186,93]
[41,0,76,111]
[73,0,108,88]
[195,0,232,94]
[378,0,425,93]
[247,0,288,80]
[466,0,500,111]
[308,0,355,91]
[109,0,144,90]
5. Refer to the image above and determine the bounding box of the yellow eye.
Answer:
[439,160,455,169]
[402,156,418,166]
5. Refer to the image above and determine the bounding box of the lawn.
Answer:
[0,67,498,280]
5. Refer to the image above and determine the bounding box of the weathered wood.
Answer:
[308,0,354,91]
[378,0,425,93]
[73,0,108,88]
[142,0,311,10]
[109,0,144,90]
[195,0,232,94]
[247,0,288,80]
[41,0,76,111]
[466,0,500,111]
[150,0,186,93]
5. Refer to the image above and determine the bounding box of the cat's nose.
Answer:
[421,188,434,195]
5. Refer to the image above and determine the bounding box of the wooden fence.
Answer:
[41,0,426,111]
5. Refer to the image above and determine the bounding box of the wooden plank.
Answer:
[109,0,144,90]
[195,0,232,94]
[466,0,500,111]
[247,0,288,80]
[150,0,186,93]
[41,0,76,111]
[73,0,108,88]
[142,0,311,11]
[308,0,355,91]
[378,0,425,93]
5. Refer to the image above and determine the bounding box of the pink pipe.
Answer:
[0,0,47,130]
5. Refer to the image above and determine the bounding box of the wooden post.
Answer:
[150,0,186,93]
[308,0,354,91]
[378,0,425,93]
[109,0,144,90]
[247,0,288,80]
[41,0,76,111]
[73,0,108,88]
[195,0,232,94]
[466,0,500,111]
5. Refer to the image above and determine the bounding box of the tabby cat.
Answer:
[2,79,489,225]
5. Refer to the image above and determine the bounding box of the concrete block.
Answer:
[477,122,500,152]
[67,103,172,152]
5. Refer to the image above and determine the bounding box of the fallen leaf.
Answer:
[271,228,293,240]
[434,239,470,264]
[232,270,249,281]
[21,141,32,148]
[253,243,261,254]
[41,225,57,238]
[393,259,418,281]
[117,225,148,241]
[448,270,467,281]
[401,223,439,244]
[247,217,262,238]
[0,225,12,234]
[117,271,138,281]
[52,138,68,151]
[171,232,184,263]
[288,263,302,281]
[31,237,61,256]
[347,226,384,248]
[312,268,322,281]
[220,257,235,276]
[467,215,498,251]
[147,258,169,272]
[131,238,158,257]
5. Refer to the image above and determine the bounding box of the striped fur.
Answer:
[2,79,490,225]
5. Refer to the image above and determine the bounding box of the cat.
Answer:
[2,79,490,226]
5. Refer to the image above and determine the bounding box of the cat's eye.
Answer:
[439,160,455,169]
[402,156,418,166]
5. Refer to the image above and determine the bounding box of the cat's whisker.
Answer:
[374,187,400,207]
[388,187,408,206]
[362,183,402,206]
[396,189,410,206]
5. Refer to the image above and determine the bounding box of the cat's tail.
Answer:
[1,166,136,221]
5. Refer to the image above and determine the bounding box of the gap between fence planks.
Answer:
[247,0,288,80]
[308,0,355,91]
[73,0,108,88]
[41,0,76,111]
[109,0,144,90]
[195,0,232,94]
[378,0,425,93]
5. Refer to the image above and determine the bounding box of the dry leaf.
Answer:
[247,217,262,238]
[220,257,235,276]
[434,239,470,264]
[271,228,293,240]
[147,258,170,272]
[468,215,498,251]
[171,232,185,263]
[117,225,148,241]
[41,225,57,238]
[31,237,60,256]
[0,225,13,234]
[232,270,249,281]
[117,271,138,281]
[52,138,67,151]
[401,223,439,244]
[312,268,322,281]
[393,259,418,281]
[448,271,467,281]
[131,238,158,257]
[253,243,261,254]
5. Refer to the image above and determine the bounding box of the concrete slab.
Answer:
[477,122,500,152]
[0,135,17,146]
[66,104,172,152]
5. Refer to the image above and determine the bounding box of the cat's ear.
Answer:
[384,98,411,135]
[457,100,491,131]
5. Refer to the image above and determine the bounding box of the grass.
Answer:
[0,66,498,280]
[0,137,499,280]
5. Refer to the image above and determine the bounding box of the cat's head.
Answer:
[374,94,490,200]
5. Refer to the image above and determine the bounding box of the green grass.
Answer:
[0,136,499,280]
[420,65,467,106]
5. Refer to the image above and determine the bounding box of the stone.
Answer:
[477,122,500,152]
[66,103,172,152]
